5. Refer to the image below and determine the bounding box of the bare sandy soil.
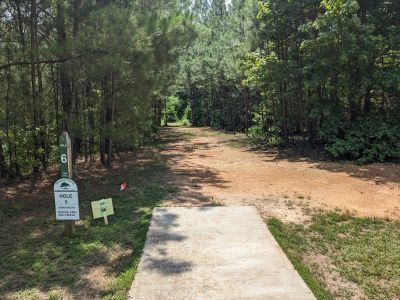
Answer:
[161,127,400,221]
[2,126,399,299]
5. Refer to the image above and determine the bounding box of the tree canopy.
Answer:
[1,0,399,181]
[177,0,400,163]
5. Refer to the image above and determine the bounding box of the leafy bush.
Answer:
[246,109,282,146]
[165,96,180,122]
[308,101,347,144]
[325,116,400,163]
[164,96,191,126]
[180,105,192,126]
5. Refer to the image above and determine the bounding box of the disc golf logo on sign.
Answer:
[54,178,80,220]
[91,198,114,225]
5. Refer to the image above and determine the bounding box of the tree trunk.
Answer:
[30,0,41,174]
[100,78,107,165]
[56,3,73,132]
[0,138,8,179]
[106,72,115,166]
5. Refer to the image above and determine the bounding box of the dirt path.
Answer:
[161,127,400,220]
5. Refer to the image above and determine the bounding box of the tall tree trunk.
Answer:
[56,2,73,132]
[100,80,107,165]
[71,0,82,163]
[4,64,12,178]
[86,81,95,163]
[106,72,115,166]
[37,52,48,171]
[0,138,8,179]
[30,0,41,174]
[279,84,288,144]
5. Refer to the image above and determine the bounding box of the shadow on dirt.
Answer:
[216,132,400,187]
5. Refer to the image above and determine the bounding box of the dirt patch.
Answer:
[160,127,400,298]
[304,253,366,299]
[160,127,400,220]
[2,127,399,299]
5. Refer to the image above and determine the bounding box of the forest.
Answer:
[0,0,399,181]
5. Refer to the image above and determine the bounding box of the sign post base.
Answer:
[65,221,76,235]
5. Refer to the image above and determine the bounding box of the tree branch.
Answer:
[0,50,108,70]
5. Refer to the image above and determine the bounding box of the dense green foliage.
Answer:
[177,0,400,162]
[177,0,259,131]
[163,95,191,125]
[0,0,194,180]
[1,0,399,181]
[326,116,400,163]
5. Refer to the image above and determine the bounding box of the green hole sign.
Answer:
[91,198,114,219]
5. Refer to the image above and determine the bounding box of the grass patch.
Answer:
[268,218,332,300]
[0,140,181,299]
[165,121,191,127]
[268,212,400,299]
[0,202,24,221]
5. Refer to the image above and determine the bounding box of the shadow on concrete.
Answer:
[141,210,193,276]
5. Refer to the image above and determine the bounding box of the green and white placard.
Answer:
[91,198,114,220]
[54,178,80,220]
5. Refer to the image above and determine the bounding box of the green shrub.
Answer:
[325,116,400,163]
[165,96,180,123]
[179,105,192,126]
[246,109,282,146]
[308,101,347,144]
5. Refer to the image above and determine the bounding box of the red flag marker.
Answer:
[120,181,127,191]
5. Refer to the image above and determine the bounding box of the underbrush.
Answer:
[245,114,400,163]
[324,116,400,163]
[0,150,175,299]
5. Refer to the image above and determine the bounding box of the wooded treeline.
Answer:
[179,0,400,163]
[1,0,399,181]
[0,0,194,180]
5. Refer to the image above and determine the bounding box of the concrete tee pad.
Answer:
[129,206,315,300]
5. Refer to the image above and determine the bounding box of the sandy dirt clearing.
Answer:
[161,127,400,220]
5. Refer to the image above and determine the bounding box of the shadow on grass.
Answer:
[0,133,191,299]
[156,127,230,206]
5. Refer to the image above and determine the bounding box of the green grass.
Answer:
[268,218,333,300]
[0,147,177,299]
[165,120,191,127]
[268,213,400,299]
[0,202,24,221]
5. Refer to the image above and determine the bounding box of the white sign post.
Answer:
[54,178,80,221]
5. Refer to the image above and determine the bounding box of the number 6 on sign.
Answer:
[59,132,72,178]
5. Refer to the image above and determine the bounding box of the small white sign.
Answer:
[54,178,80,220]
